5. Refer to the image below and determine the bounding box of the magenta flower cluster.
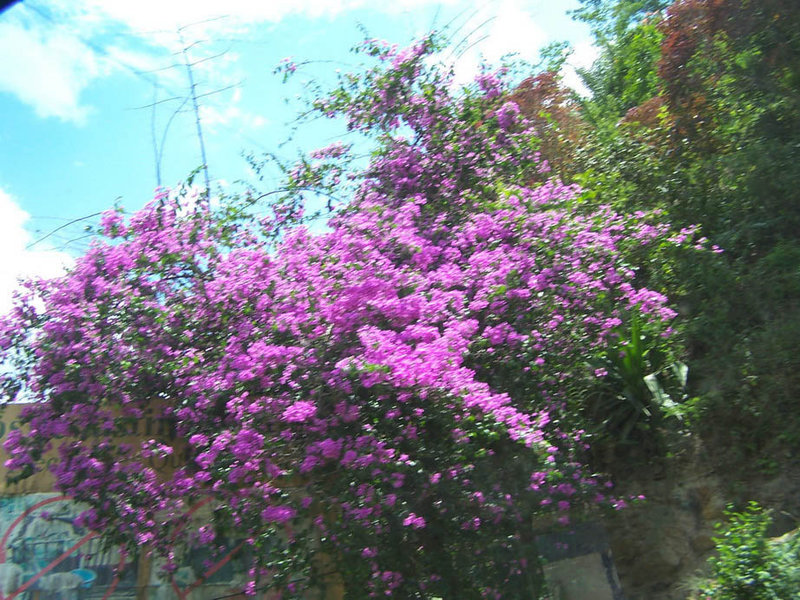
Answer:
[0,34,707,598]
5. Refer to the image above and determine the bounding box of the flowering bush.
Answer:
[1,34,706,598]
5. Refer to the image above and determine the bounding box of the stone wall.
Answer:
[600,437,800,600]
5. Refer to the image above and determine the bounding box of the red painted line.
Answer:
[1,495,129,600]
[181,542,245,599]
[1,495,235,600]
[167,497,243,600]
[200,542,244,583]
[4,532,98,600]
[101,575,121,600]
[0,495,70,562]
[184,497,213,519]
[100,552,129,600]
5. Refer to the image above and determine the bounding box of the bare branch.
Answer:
[177,14,229,32]
[151,83,162,186]
[26,212,104,250]
[194,83,241,101]
[187,48,233,67]
[178,29,211,196]
[128,96,185,111]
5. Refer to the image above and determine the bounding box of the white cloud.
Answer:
[0,16,105,123]
[73,0,460,38]
[475,0,549,63]
[2,0,587,127]
[435,0,548,86]
[200,98,269,133]
[1,0,459,125]
[562,39,599,97]
[0,189,73,315]
[104,44,184,89]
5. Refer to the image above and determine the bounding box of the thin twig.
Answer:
[178,29,211,196]
[26,212,103,250]
[151,83,162,186]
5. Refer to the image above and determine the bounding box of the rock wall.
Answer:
[600,437,800,599]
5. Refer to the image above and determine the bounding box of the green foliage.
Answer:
[584,314,689,445]
[538,41,573,74]
[701,502,800,600]
[571,0,670,41]
[577,20,665,126]
[557,0,800,458]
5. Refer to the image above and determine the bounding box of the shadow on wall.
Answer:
[536,521,625,600]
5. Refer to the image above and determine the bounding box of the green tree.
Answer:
[566,0,800,455]
[571,0,670,41]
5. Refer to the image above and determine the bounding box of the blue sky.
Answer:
[0,0,596,312]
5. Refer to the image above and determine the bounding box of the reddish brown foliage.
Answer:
[621,96,668,129]
[508,71,586,177]
[658,0,800,144]
[657,0,729,141]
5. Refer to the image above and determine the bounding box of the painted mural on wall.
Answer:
[0,494,253,600]
[0,494,137,600]
[146,498,250,600]
[0,405,251,600]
